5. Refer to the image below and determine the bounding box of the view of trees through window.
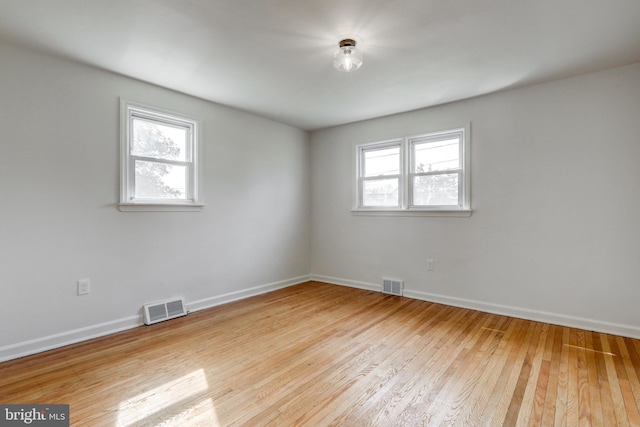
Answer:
[132,119,188,200]
[412,173,458,205]
[412,138,460,206]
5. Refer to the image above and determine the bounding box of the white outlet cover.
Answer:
[77,279,90,295]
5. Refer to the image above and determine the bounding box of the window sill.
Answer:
[351,209,472,217]
[118,203,204,212]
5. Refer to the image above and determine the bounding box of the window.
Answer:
[119,99,202,211]
[355,126,470,216]
[359,140,403,208]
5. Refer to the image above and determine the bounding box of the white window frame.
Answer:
[353,124,471,217]
[356,139,404,209]
[118,99,203,212]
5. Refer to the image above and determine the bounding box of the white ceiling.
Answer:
[1,0,639,130]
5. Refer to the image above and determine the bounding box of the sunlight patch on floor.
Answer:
[116,368,220,426]
[152,398,218,427]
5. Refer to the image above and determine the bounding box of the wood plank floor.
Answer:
[2,281,640,426]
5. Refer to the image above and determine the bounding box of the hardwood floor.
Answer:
[1,281,639,426]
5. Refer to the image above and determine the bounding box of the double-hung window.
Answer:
[119,99,202,211]
[355,125,470,215]
[358,140,403,208]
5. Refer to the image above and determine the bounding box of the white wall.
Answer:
[310,63,640,337]
[0,40,311,360]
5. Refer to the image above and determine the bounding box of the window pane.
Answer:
[363,178,399,207]
[132,118,188,161]
[364,146,400,177]
[413,138,459,173]
[135,160,187,199]
[413,173,459,206]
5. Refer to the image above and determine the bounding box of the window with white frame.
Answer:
[355,126,470,215]
[358,140,403,208]
[119,99,201,211]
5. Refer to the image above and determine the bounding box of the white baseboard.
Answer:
[0,316,141,363]
[0,275,311,363]
[310,274,381,292]
[311,275,640,340]
[187,275,311,312]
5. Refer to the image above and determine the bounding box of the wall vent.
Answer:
[143,298,187,325]
[382,278,404,296]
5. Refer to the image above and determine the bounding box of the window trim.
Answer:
[353,124,471,217]
[118,99,203,212]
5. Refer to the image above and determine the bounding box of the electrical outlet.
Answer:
[77,279,90,296]
[426,259,434,271]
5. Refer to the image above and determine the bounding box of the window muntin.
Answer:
[355,127,469,213]
[120,100,200,208]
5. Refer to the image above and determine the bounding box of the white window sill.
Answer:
[351,209,472,217]
[118,203,204,212]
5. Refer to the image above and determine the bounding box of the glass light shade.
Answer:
[333,41,363,72]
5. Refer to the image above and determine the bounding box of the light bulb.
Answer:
[343,51,353,71]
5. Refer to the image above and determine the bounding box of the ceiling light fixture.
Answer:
[333,39,363,72]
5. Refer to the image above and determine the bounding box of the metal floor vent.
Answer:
[143,298,187,325]
[382,279,404,296]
